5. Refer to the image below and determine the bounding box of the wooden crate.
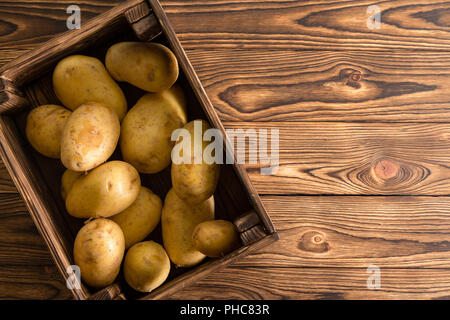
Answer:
[0,0,278,300]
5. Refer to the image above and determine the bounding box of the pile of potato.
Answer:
[25,41,240,293]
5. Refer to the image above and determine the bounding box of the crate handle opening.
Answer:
[0,77,28,114]
[125,2,162,41]
[89,283,125,300]
[234,210,267,246]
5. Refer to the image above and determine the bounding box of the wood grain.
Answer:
[236,196,450,268]
[0,266,72,300]
[0,0,122,50]
[0,160,18,193]
[188,50,450,122]
[0,193,71,300]
[3,1,450,52]
[0,49,30,67]
[162,0,450,51]
[0,0,144,88]
[0,193,56,265]
[223,122,450,195]
[168,266,450,300]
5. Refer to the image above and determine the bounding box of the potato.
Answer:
[120,85,187,174]
[60,169,83,200]
[60,102,120,172]
[171,120,220,204]
[53,55,127,120]
[111,186,162,249]
[106,42,178,93]
[161,189,214,267]
[123,241,170,293]
[74,219,125,288]
[66,161,141,218]
[192,220,240,258]
[25,104,71,158]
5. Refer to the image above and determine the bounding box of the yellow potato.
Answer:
[25,104,71,158]
[106,42,178,93]
[74,219,125,288]
[123,241,170,293]
[111,186,162,249]
[66,161,141,218]
[120,85,187,174]
[53,55,127,120]
[192,220,241,258]
[171,120,220,204]
[161,189,214,267]
[60,169,83,200]
[60,102,120,172]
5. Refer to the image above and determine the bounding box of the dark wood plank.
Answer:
[0,0,145,88]
[0,0,122,50]
[3,1,450,52]
[188,50,450,122]
[236,196,450,268]
[161,0,450,51]
[0,266,72,300]
[0,193,71,300]
[168,266,450,300]
[0,193,58,265]
[224,122,450,195]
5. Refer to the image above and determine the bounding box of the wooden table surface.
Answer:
[1,0,450,300]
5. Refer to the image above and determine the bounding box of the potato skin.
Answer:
[60,169,83,200]
[192,220,241,258]
[120,85,187,174]
[66,161,141,218]
[53,55,127,120]
[124,241,170,293]
[74,219,125,288]
[60,102,120,172]
[171,120,220,204]
[106,42,178,93]
[111,186,162,249]
[25,105,71,158]
[162,189,214,267]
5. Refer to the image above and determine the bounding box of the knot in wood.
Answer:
[313,234,324,244]
[374,159,399,180]
[298,231,329,253]
[339,68,363,88]
[350,70,362,82]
